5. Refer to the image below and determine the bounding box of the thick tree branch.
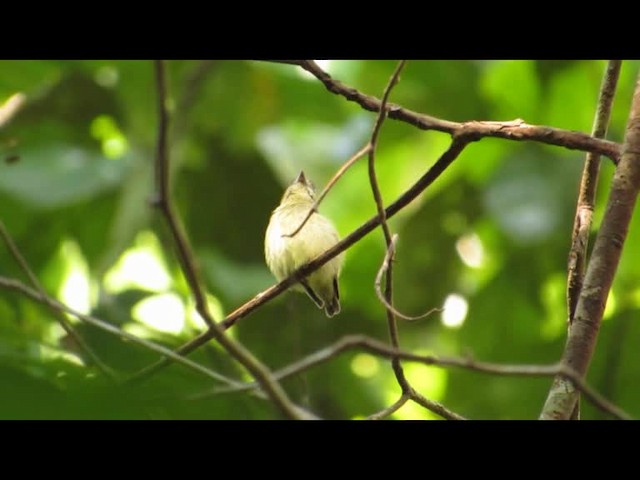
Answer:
[566,60,622,420]
[541,73,640,420]
[283,60,621,163]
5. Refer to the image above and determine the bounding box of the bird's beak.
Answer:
[295,170,307,185]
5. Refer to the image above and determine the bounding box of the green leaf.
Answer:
[0,146,129,210]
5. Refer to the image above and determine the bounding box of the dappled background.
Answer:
[1,60,639,419]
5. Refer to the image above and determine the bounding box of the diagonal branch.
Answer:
[409,390,466,421]
[0,276,241,386]
[281,60,621,163]
[0,221,117,380]
[541,72,640,420]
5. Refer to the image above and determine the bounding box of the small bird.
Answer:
[265,171,345,317]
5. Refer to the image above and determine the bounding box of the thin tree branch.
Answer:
[409,389,466,421]
[203,334,628,420]
[566,60,622,421]
[367,60,410,394]
[129,138,471,383]
[128,330,213,382]
[0,221,117,380]
[541,73,640,420]
[366,391,464,421]
[152,60,213,329]
[567,60,622,325]
[374,235,441,321]
[151,60,310,420]
[366,394,410,420]
[369,60,404,246]
[280,60,621,163]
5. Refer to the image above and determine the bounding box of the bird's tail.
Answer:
[324,297,340,317]
[301,277,341,317]
[323,277,341,317]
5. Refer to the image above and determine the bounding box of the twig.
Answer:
[540,73,640,420]
[366,394,409,420]
[366,60,411,394]
[0,221,117,380]
[285,144,371,238]
[374,235,441,321]
[129,138,471,382]
[366,60,457,420]
[281,60,621,163]
[151,60,310,420]
[202,334,628,420]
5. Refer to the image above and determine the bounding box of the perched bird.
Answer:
[265,171,345,317]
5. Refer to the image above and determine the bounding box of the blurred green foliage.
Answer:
[1,60,639,420]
